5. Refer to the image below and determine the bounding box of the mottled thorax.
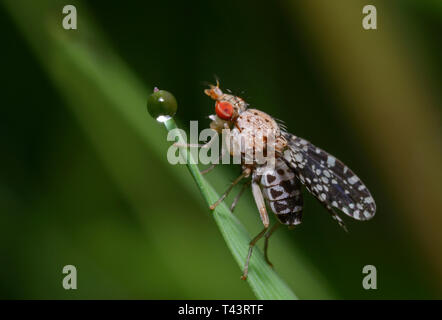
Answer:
[230,109,287,163]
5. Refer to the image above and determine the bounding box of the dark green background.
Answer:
[1,0,441,299]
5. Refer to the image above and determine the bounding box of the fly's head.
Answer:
[204,82,248,132]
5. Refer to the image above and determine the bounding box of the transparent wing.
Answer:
[282,132,376,223]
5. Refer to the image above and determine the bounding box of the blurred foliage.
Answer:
[0,0,441,299]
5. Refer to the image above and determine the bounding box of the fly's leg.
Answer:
[241,178,271,280]
[229,180,251,213]
[251,178,269,228]
[241,226,268,280]
[200,163,218,175]
[173,141,213,149]
[263,223,280,268]
[202,125,231,175]
[210,168,251,210]
[173,130,218,149]
[172,130,224,175]
[200,148,225,175]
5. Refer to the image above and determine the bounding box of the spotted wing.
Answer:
[282,132,376,226]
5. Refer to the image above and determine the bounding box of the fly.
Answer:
[200,82,376,280]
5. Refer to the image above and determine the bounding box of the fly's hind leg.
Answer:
[251,178,270,228]
[241,178,270,280]
[241,226,268,280]
[264,223,280,268]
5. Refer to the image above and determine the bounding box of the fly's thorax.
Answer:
[235,109,279,132]
[235,109,287,151]
[227,126,276,166]
[226,109,287,165]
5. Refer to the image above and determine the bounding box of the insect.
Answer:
[201,81,376,280]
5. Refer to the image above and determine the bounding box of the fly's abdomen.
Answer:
[260,160,303,226]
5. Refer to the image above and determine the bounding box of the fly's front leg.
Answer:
[172,129,218,149]
[200,147,225,175]
[172,140,213,149]
[173,129,224,175]
[202,126,231,175]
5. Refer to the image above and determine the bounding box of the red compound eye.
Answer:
[215,101,234,120]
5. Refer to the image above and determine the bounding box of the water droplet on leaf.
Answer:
[147,88,177,122]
